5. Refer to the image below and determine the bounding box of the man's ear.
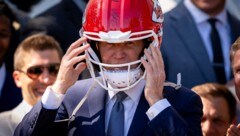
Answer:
[13,71,22,88]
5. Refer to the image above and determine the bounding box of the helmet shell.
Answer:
[82,0,163,39]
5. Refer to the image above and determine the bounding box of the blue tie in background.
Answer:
[107,92,127,136]
[208,18,226,84]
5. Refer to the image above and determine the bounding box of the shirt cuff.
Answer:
[146,98,171,120]
[41,86,65,109]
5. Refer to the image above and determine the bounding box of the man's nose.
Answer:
[39,69,55,85]
[202,120,215,136]
[113,43,126,58]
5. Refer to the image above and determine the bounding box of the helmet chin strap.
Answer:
[101,68,142,89]
[55,80,98,123]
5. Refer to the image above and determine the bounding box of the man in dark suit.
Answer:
[14,0,203,135]
[0,1,22,112]
[161,0,240,88]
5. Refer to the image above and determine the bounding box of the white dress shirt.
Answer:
[184,0,231,81]
[42,79,171,136]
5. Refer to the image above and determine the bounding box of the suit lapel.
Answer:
[228,12,240,43]
[127,92,150,136]
[87,86,107,136]
[169,3,216,81]
[228,13,240,79]
[0,71,22,111]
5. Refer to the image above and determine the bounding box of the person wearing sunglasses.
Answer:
[0,33,63,136]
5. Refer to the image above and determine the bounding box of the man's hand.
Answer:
[141,44,165,106]
[227,124,240,136]
[52,37,90,94]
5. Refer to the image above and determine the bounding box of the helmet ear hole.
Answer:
[140,39,151,57]
[139,39,151,71]
[89,40,101,71]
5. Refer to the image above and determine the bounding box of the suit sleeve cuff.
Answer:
[146,98,171,120]
[41,86,65,109]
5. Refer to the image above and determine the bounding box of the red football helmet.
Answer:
[80,0,164,91]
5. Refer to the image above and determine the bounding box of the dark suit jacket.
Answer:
[161,2,240,88]
[0,71,22,112]
[14,78,203,136]
[37,0,86,53]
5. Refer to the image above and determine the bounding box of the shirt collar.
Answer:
[184,0,228,27]
[22,100,33,114]
[107,79,145,104]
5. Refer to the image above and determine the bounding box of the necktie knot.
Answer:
[115,92,127,103]
[208,18,218,26]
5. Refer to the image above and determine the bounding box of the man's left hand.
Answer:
[141,44,165,106]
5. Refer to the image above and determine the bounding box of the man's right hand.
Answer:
[52,37,90,94]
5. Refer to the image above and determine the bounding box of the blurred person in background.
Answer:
[228,37,240,136]
[192,83,237,136]
[0,34,63,136]
[0,1,22,112]
[35,0,88,53]
[161,0,240,88]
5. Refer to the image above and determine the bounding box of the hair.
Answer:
[14,34,63,70]
[230,37,240,65]
[0,1,16,24]
[0,1,21,71]
[192,83,236,123]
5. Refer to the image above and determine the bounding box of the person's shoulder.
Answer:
[163,82,202,111]
[0,110,12,118]
[227,11,240,25]
[0,110,14,136]
[164,2,186,16]
[163,81,200,100]
[0,110,12,125]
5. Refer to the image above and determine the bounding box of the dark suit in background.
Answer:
[37,0,87,53]
[0,71,22,112]
[14,79,203,136]
[161,2,240,88]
